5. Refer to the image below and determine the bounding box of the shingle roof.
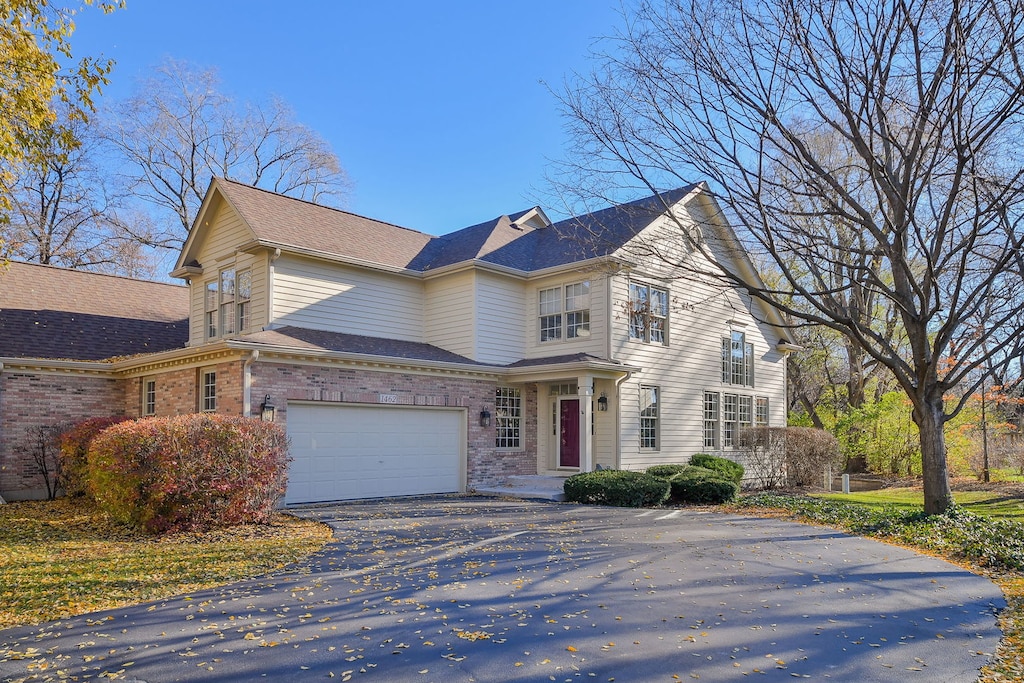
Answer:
[238,327,628,371]
[0,262,189,361]
[216,180,434,269]
[212,178,698,274]
[240,326,494,366]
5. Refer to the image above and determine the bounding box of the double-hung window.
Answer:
[142,379,156,416]
[722,331,754,386]
[201,370,217,412]
[495,387,522,449]
[539,281,590,342]
[205,280,218,339]
[565,282,591,338]
[220,269,236,336]
[722,393,738,447]
[236,269,252,331]
[639,385,659,450]
[628,282,668,345]
[703,391,719,449]
[755,396,770,426]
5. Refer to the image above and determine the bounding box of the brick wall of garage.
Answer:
[251,362,537,489]
[0,371,124,500]
[124,361,245,418]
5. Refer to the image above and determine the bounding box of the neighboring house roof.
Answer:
[188,178,699,275]
[0,262,189,361]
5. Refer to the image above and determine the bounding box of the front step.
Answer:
[475,475,568,502]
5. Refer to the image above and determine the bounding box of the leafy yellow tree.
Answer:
[0,0,121,223]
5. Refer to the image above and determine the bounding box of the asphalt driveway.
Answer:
[0,497,1006,682]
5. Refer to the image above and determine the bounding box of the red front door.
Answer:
[559,399,580,468]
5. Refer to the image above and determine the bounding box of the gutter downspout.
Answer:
[266,248,282,329]
[606,273,632,469]
[243,350,260,417]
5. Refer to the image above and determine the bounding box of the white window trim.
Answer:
[201,370,217,412]
[628,281,669,345]
[639,385,660,451]
[495,387,522,450]
[142,378,156,417]
[539,281,591,343]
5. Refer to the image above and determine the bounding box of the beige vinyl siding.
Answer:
[473,272,526,364]
[424,271,476,358]
[611,271,786,471]
[186,200,264,345]
[272,255,424,341]
[523,272,608,360]
[194,201,253,266]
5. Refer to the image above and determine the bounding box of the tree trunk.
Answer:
[913,391,954,515]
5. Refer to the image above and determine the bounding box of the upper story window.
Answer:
[539,281,590,342]
[722,330,754,386]
[628,281,668,345]
[237,269,252,331]
[220,269,236,335]
[205,280,218,339]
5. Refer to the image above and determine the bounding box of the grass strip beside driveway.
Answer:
[0,498,332,629]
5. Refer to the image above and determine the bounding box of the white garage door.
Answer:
[284,403,464,504]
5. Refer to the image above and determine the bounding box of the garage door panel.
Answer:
[285,404,464,504]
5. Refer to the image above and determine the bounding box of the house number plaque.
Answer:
[378,394,398,404]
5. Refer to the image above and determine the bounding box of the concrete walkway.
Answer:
[0,497,1006,682]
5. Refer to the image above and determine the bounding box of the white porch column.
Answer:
[577,375,594,472]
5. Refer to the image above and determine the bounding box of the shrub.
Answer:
[87,414,290,534]
[669,466,739,504]
[782,427,842,486]
[564,469,670,507]
[689,453,744,483]
[646,464,688,479]
[58,416,131,498]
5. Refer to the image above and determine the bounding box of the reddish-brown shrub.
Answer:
[58,416,131,497]
[87,414,290,534]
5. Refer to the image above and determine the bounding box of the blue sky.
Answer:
[70,1,627,235]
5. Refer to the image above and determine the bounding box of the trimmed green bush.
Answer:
[689,453,744,483]
[669,466,739,504]
[564,469,670,507]
[646,464,688,479]
[87,414,290,534]
[58,416,131,497]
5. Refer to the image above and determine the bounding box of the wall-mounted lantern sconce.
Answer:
[479,409,492,427]
[597,392,609,412]
[260,394,276,422]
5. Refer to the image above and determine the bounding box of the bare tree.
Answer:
[560,0,1024,513]
[104,59,351,250]
[0,112,155,276]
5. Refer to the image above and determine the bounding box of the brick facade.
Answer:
[251,362,537,490]
[0,359,541,500]
[0,371,124,500]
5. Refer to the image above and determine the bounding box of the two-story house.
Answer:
[0,178,795,503]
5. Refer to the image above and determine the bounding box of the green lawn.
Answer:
[815,487,1024,521]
